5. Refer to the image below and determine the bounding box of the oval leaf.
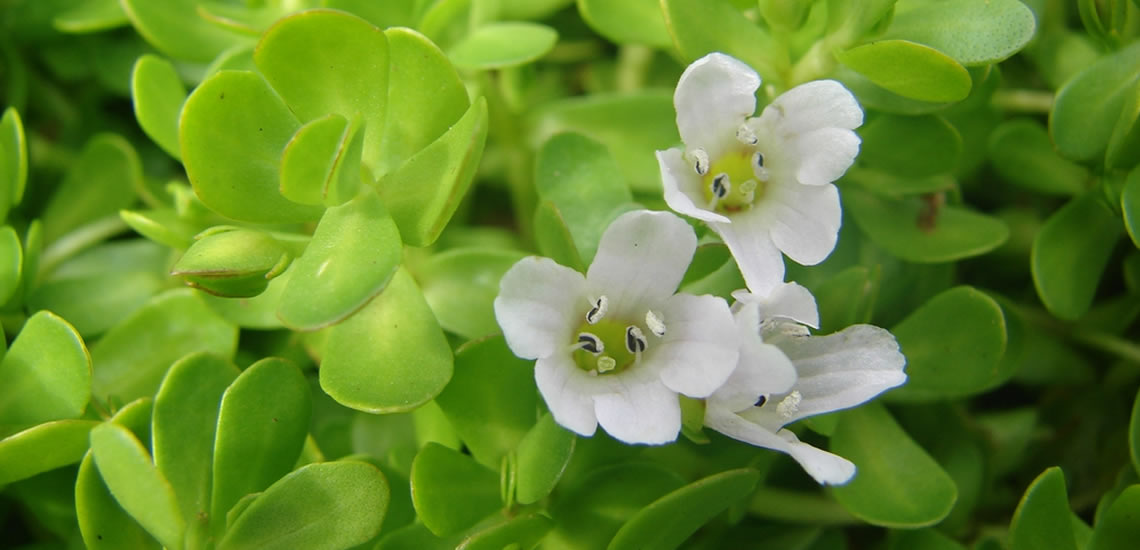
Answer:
[1009,467,1079,550]
[279,113,362,207]
[858,114,962,179]
[121,0,248,62]
[411,442,501,537]
[515,413,575,505]
[0,107,28,221]
[661,0,783,86]
[420,248,528,340]
[0,225,22,304]
[885,0,1036,66]
[76,452,161,550]
[1031,191,1123,320]
[40,133,142,243]
[0,419,98,486]
[837,40,972,103]
[578,0,671,48]
[1088,485,1140,550]
[1050,42,1140,162]
[0,311,91,433]
[131,54,186,160]
[449,22,557,70]
[988,119,1087,196]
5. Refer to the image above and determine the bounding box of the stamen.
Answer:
[754,395,767,407]
[597,356,617,373]
[645,310,666,337]
[777,391,802,418]
[691,148,709,176]
[753,151,765,168]
[625,325,647,354]
[738,179,757,203]
[737,124,758,145]
[576,332,603,354]
[711,174,730,199]
[585,296,608,324]
[752,152,770,182]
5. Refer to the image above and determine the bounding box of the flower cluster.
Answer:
[495,53,906,485]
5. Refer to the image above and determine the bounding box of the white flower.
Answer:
[704,284,906,485]
[657,53,863,294]
[494,210,739,445]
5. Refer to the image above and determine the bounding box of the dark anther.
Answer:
[578,333,602,354]
[754,395,767,407]
[711,174,729,198]
[625,326,647,354]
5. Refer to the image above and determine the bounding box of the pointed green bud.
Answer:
[171,227,292,297]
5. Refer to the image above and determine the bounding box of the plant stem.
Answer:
[992,90,1054,114]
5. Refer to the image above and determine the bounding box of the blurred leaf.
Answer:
[846,189,1009,263]
[1088,485,1140,550]
[0,108,28,222]
[578,0,671,48]
[0,226,22,305]
[131,54,186,160]
[837,40,972,103]
[885,0,1036,66]
[91,289,238,403]
[41,133,141,243]
[515,413,576,505]
[534,201,586,272]
[420,248,527,340]
[1031,190,1122,320]
[831,403,958,527]
[460,513,555,550]
[1123,166,1140,248]
[90,422,185,549]
[411,442,501,537]
[210,357,311,538]
[887,528,966,550]
[278,191,402,330]
[321,268,453,413]
[1009,467,1078,550]
[888,287,1009,401]
[1107,78,1140,170]
[121,0,249,61]
[609,468,759,550]
[1132,387,1140,477]
[0,419,97,485]
[53,0,128,33]
[988,119,1087,196]
[858,114,962,178]
[1050,41,1140,162]
[219,461,389,550]
[449,22,558,70]
[0,311,90,435]
[661,0,784,87]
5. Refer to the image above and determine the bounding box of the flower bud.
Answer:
[171,227,291,297]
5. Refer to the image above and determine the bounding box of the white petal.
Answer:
[762,79,863,135]
[587,210,696,317]
[658,148,731,224]
[710,214,784,296]
[593,379,681,445]
[674,53,760,156]
[732,282,819,328]
[710,302,797,412]
[650,293,739,398]
[535,354,599,437]
[494,257,587,359]
[750,325,906,428]
[791,127,861,186]
[705,409,855,485]
[762,181,841,266]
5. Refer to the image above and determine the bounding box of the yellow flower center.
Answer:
[700,148,768,213]
[573,318,640,375]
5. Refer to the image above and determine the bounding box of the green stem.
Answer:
[1070,331,1140,365]
[992,89,1054,114]
[748,487,858,525]
[38,215,129,278]
[616,45,653,93]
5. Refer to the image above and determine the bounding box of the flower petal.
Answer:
[587,210,697,317]
[535,354,599,437]
[658,148,731,224]
[710,302,797,412]
[650,293,739,398]
[791,127,861,186]
[763,181,841,266]
[732,282,820,328]
[705,408,855,485]
[674,53,760,156]
[710,214,784,295]
[762,79,863,135]
[494,256,588,359]
[593,378,681,445]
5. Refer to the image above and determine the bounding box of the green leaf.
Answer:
[609,468,760,550]
[201,267,292,329]
[0,311,91,434]
[0,225,22,305]
[179,70,321,223]
[90,422,185,549]
[277,191,402,330]
[831,403,958,527]
[411,442,501,537]
[52,0,128,33]
[1050,41,1140,162]
[578,0,671,48]
[254,10,390,171]
[1009,468,1078,550]
[172,227,292,298]
[434,336,538,468]
[219,461,389,550]
[41,133,141,243]
[152,353,240,540]
[459,513,555,550]
[0,108,28,221]
[888,287,1010,402]
[1107,77,1140,170]
[419,248,528,340]
[535,133,638,264]
[837,40,972,103]
[988,119,1088,196]
[515,413,575,505]
[533,201,586,272]
[1123,167,1140,248]
[120,0,249,62]
[1132,387,1140,477]
[1088,485,1140,550]
[448,22,557,70]
[0,419,98,486]
[845,189,1009,263]
[888,529,967,550]
[1031,191,1122,320]
[91,289,238,403]
[378,97,489,247]
[279,113,363,207]
[210,357,311,536]
[885,0,1036,66]
[76,452,161,550]
[321,267,453,413]
[857,114,962,178]
[131,54,186,160]
[120,208,199,250]
[661,0,784,88]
